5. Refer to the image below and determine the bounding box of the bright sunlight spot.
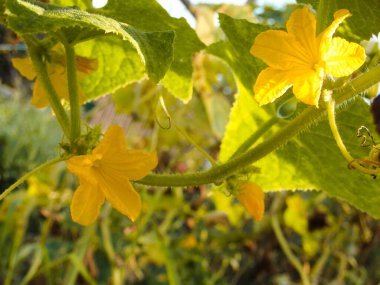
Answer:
[92,0,108,9]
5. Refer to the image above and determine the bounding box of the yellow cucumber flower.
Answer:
[66,125,158,225]
[237,182,264,221]
[250,7,366,107]
[12,45,96,108]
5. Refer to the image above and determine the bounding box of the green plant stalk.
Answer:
[156,231,181,285]
[100,204,124,285]
[69,255,97,285]
[20,248,42,285]
[27,42,71,138]
[0,157,65,201]
[231,116,280,158]
[136,64,380,187]
[316,0,331,34]
[64,43,81,143]
[5,198,35,285]
[138,106,321,186]
[64,225,95,285]
[271,215,311,285]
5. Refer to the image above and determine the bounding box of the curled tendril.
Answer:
[348,158,380,170]
[356,126,376,147]
[155,114,171,129]
[154,96,171,130]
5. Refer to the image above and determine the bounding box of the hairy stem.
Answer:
[27,40,71,138]
[137,106,321,186]
[231,117,280,158]
[0,157,65,201]
[136,64,380,187]
[64,43,81,143]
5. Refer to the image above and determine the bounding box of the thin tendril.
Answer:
[356,126,376,147]
[159,96,217,166]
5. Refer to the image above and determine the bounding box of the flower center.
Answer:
[314,63,325,78]
[92,154,102,168]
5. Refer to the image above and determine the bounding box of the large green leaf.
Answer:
[51,0,92,10]
[75,37,145,100]
[298,0,380,40]
[207,14,277,159]
[5,0,174,83]
[208,14,267,92]
[221,93,380,218]
[212,13,380,218]
[98,0,205,102]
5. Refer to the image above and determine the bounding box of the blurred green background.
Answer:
[1,1,380,284]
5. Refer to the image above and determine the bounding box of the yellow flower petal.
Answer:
[237,183,265,221]
[99,178,141,221]
[100,149,158,180]
[286,6,318,60]
[67,125,157,224]
[254,67,294,105]
[251,7,363,108]
[95,125,158,180]
[11,57,36,80]
[70,182,105,225]
[66,155,99,185]
[318,9,351,58]
[292,69,323,106]
[324,37,366,77]
[32,78,50,108]
[94,125,128,156]
[31,64,70,108]
[76,56,98,75]
[251,30,311,70]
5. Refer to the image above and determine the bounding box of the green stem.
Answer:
[325,93,354,162]
[64,225,95,285]
[231,117,280,158]
[27,40,71,138]
[64,43,81,143]
[138,106,321,186]
[316,0,331,34]
[271,215,311,285]
[136,64,380,187]
[0,157,65,201]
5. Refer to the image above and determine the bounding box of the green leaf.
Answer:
[75,37,145,100]
[201,92,231,139]
[298,0,380,40]
[98,0,205,102]
[50,0,92,10]
[221,95,380,218]
[6,0,174,83]
[207,14,276,159]
[212,12,380,218]
[208,14,267,92]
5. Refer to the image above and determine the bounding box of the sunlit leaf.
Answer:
[6,0,174,83]
[98,0,205,102]
[298,0,380,40]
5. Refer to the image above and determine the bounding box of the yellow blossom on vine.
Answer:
[237,182,264,221]
[250,7,366,106]
[12,45,97,108]
[66,125,157,225]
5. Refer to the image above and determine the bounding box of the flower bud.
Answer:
[237,182,264,221]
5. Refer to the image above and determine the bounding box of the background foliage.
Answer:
[0,0,380,284]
